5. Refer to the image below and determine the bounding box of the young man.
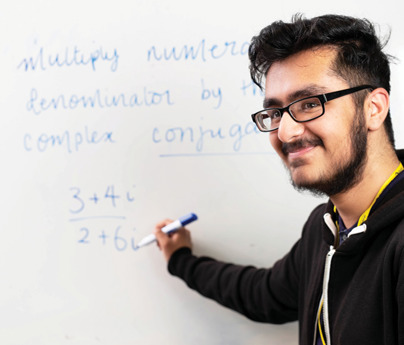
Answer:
[154,14,404,345]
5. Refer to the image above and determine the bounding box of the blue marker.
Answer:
[137,213,198,248]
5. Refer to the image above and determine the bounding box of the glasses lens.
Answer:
[290,97,323,121]
[256,109,281,131]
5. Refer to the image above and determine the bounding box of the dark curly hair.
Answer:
[249,14,395,147]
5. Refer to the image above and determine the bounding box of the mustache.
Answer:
[282,138,324,155]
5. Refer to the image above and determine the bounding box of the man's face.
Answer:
[265,47,368,196]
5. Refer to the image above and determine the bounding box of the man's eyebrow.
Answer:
[263,85,329,108]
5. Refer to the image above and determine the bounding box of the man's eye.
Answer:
[298,99,321,112]
[304,102,320,109]
[269,110,282,119]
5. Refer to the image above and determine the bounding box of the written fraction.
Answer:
[68,184,140,253]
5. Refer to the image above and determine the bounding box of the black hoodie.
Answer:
[168,149,404,345]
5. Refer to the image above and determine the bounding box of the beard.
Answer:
[286,111,368,197]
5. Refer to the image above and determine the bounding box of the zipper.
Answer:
[314,213,337,345]
[322,246,336,345]
[312,245,335,345]
[315,214,367,344]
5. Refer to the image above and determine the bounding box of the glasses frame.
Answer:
[251,85,375,132]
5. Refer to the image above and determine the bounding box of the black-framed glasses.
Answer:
[251,85,375,132]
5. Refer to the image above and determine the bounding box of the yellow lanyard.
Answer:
[318,300,326,345]
[322,163,404,345]
[333,163,404,228]
[357,162,404,226]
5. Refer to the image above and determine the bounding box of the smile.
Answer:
[288,145,316,160]
[282,137,324,160]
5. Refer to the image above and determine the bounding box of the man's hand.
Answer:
[154,219,192,261]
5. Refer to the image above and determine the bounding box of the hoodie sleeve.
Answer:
[167,241,302,324]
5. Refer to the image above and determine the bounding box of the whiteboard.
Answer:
[1,1,403,344]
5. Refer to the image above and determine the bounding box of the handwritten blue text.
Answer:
[17,45,119,72]
[147,39,249,62]
[26,87,173,115]
[152,121,260,152]
[23,126,115,153]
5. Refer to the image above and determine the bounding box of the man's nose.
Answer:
[276,111,305,143]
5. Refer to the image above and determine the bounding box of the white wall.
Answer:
[0,1,402,344]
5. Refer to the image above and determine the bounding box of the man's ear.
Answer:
[366,87,390,131]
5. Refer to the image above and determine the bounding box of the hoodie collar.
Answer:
[322,150,404,250]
